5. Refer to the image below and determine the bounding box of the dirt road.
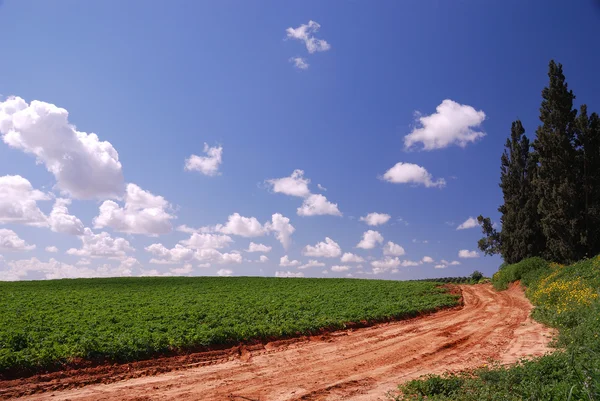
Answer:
[4,283,554,401]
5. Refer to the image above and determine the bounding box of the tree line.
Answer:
[479,60,600,265]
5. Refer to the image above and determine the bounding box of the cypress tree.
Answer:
[532,60,580,263]
[574,105,600,257]
[496,121,544,263]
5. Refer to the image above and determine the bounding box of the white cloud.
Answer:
[275,271,304,278]
[302,237,342,258]
[356,230,384,249]
[180,233,233,250]
[450,260,461,265]
[259,255,269,263]
[267,213,295,249]
[145,243,196,264]
[48,198,84,235]
[383,241,405,256]
[216,213,268,237]
[360,212,391,226]
[0,229,35,251]
[297,194,341,216]
[331,265,350,272]
[404,100,486,150]
[216,269,233,277]
[317,184,327,191]
[289,57,309,70]
[279,255,300,267]
[0,257,135,281]
[371,257,400,270]
[196,249,242,265]
[266,170,311,197]
[170,263,193,275]
[434,264,446,269]
[45,246,58,253]
[458,249,479,258]
[94,183,174,236]
[246,242,272,253]
[286,20,331,54]
[457,217,479,230]
[67,228,134,259]
[401,260,421,267]
[176,224,211,234]
[0,175,49,226]
[184,143,223,176]
[421,256,434,263]
[382,162,445,188]
[298,259,325,269]
[0,97,124,199]
[340,252,364,263]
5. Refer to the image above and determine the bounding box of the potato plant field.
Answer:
[0,276,459,377]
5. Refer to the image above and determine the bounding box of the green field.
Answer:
[0,276,458,376]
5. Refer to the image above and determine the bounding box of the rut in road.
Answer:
[6,283,554,401]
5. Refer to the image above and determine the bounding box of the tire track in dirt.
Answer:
[3,283,554,401]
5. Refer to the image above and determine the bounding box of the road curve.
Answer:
[6,283,554,401]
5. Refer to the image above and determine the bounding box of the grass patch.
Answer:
[0,276,459,377]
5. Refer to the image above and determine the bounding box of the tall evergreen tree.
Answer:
[574,105,600,257]
[494,121,544,264]
[532,60,580,263]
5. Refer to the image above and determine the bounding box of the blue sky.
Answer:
[1,0,599,280]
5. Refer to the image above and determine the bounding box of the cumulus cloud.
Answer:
[289,57,309,70]
[434,264,446,269]
[302,237,342,258]
[401,260,421,267]
[259,255,269,263]
[184,143,223,176]
[457,217,479,230]
[383,241,406,256]
[266,171,341,217]
[246,242,272,253]
[360,212,391,226]
[267,213,295,249]
[266,170,311,197]
[0,257,132,281]
[286,20,331,53]
[176,224,211,234]
[145,243,196,264]
[216,213,268,237]
[356,230,384,249]
[381,162,446,188]
[331,265,350,272]
[275,271,304,278]
[0,229,35,251]
[404,100,486,150]
[48,198,84,235]
[450,260,461,265]
[45,246,58,253]
[371,257,400,269]
[67,228,134,259]
[196,249,242,265]
[279,255,300,267]
[298,259,325,269]
[0,175,49,226]
[421,256,434,263]
[317,184,327,191]
[170,263,194,275]
[458,249,479,258]
[340,252,364,263]
[93,183,175,236]
[180,233,233,250]
[0,97,124,199]
[297,194,341,217]
[216,269,233,277]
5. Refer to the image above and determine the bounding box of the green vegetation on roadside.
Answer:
[0,276,459,377]
[393,256,600,400]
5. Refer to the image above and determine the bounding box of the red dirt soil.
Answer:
[2,283,554,401]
